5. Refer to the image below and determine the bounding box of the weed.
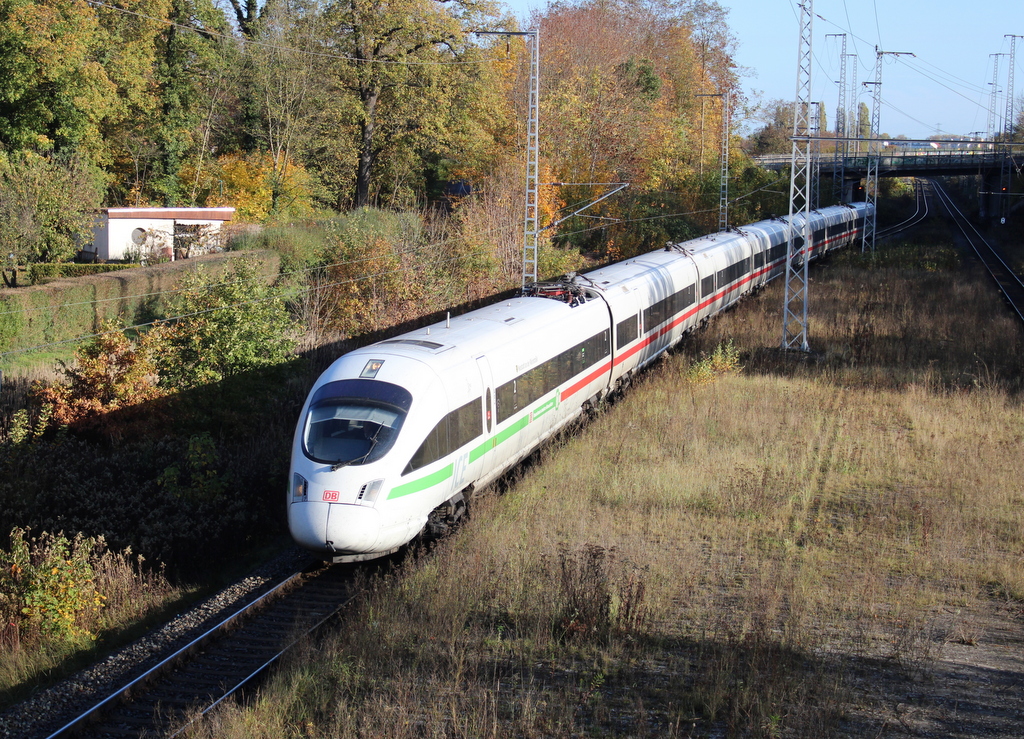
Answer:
[683,339,741,384]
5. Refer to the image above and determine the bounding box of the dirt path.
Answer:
[841,602,1024,737]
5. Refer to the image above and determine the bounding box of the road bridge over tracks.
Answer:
[754,147,1022,221]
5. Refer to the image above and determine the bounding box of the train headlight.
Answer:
[292,473,308,502]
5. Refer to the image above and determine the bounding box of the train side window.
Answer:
[716,266,728,288]
[679,283,696,309]
[404,397,482,475]
[493,329,611,428]
[616,314,638,348]
[701,274,715,298]
[404,420,447,474]
[496,380,516,423]
[450,397,482,451]
[754,251,765,268]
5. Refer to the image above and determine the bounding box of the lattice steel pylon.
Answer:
[827,33,848,204]
[810,101,822,210]
[862,47,914,253]
[719,91,731,231]
[1001,35,1022,225]
[523,27,540,287]
[862,54,881,254]
[781,0,814,352]
[989,54,1006,141]
[475,28,541,285]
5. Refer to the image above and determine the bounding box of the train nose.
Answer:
[288,501,383,556]
[289,501,332,554]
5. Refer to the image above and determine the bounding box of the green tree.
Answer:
[0,151,104,284]
[155,256,295,389]
[322,0,499,208]
[0,0,116,157]
[746,99,793,156]
[150,0,233,205]
[857,101,871,139]
[93,0,173,204]
[238,0,326,215]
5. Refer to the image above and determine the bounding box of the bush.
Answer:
[233,223,332,274]
[155,255,296,390]
[683,340,742,385]
[29,323,166,439]
[0,528,104,643]
[27,263,137,285]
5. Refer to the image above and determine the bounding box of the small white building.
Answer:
[87,207,236,262]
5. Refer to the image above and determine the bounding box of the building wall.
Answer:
[87,209,234,262]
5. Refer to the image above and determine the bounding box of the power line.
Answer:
[0,251,473,359]
[0,221,514,321]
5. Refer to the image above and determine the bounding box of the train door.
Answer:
[475,355,494,435]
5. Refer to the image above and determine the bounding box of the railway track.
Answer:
[877,178,930,240]
[929,179,1024,323]
[41,559,363,739]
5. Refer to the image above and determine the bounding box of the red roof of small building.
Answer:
[102,207,235,221]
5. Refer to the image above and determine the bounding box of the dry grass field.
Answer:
[188,226,1024,737]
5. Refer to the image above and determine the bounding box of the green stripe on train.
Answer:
[468,393,558,465]
[387,464,454,499]
[531,396,557,420]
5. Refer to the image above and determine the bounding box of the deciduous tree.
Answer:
[0,151,104,282]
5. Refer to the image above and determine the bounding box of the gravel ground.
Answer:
[0,546,314,739]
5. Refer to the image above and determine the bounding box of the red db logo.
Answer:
[323,490,340,502]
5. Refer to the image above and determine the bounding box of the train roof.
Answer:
[333,203,871,381]
[345,294,586,373]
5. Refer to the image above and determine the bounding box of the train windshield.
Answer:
[302,379,412,466]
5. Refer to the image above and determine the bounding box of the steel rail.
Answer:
[930,180,1024,324]
[44,570,308,739]
[167,591,351,738]
[876,179,930,240]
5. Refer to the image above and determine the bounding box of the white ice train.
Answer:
[289,203,870,561]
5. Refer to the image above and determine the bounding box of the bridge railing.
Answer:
[754,149,1009,172]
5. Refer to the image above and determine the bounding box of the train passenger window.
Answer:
[404,397,482,475]
[494,329,609,425]
[496,380,516,423]
[701,275,715,298]
[681,283,696,308]
[405,420,446,475]
[754,251,765,268]
[449,397,482,451]
[302,379,411,466]
[616,314,638,348]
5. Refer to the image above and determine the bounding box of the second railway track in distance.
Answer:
[43,559,365,739]
[929,179,1024,323]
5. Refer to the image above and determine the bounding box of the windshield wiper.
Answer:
[330,429,383,472]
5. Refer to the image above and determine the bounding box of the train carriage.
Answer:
[289,203,870,561]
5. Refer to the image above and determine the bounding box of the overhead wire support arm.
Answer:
[540,183,630,232]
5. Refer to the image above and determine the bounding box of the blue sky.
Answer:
[498,0,1024,140]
